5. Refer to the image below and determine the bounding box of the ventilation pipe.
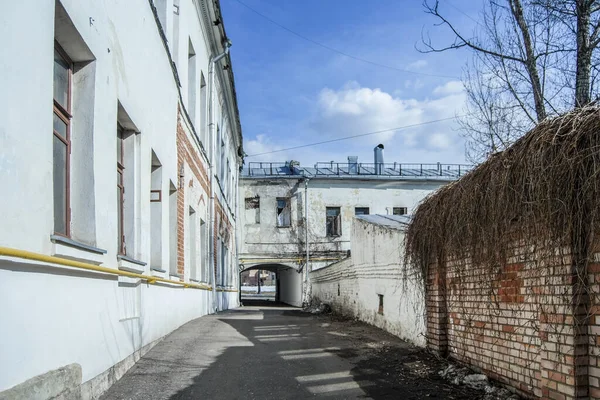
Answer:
[348,156,358,174]
[374,144,384,175]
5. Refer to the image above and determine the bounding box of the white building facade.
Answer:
[0,0,242,398]
[239,151,470,307]
[310,215,426,346]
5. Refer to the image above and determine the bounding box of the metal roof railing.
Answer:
[245,162,472,179]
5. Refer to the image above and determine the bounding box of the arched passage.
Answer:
[240,263,303,307]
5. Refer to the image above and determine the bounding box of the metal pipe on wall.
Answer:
[304,178,310,305]
[208,40,231,313]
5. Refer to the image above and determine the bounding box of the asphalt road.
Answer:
[101,302,480,400]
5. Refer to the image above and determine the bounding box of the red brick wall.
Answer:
[427,246,598,399]
[589,261,600,398]
[175,108,210,276]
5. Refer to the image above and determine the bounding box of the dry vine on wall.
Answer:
[404,106,600,396]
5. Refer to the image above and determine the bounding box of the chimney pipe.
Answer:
[374,144,384,174]
[348,156,358,174]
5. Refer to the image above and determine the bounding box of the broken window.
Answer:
[276,198,291,227]
[393,207,407,215]
[245,196,260,224]
[355,207,369,216]
[326,207,342,237]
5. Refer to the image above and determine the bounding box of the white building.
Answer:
[239,146,470,307]
[0,0,242,398]
[310,215,426,346]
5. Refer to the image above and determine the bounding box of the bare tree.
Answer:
[421,0,600,160]
[459,59,531,163]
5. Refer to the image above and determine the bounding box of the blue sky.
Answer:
[221,0,483,167]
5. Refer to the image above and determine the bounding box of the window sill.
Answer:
[169,273,183,282]
[276,226,291,229]
[117,255,146,274]
[216,286,238,292]
[51,235,107,265]
[151,267,166,278]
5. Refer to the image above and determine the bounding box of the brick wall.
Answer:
[427,246,599,399]
[176,108,210,276]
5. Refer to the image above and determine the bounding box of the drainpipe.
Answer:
[304,178,310,306]
[208,40,232,313]
[235,174,241,306]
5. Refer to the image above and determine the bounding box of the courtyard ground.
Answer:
[100,302,493,399]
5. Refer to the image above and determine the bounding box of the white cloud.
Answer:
[311,81,467,164]
[404,79,425,90]
[433,80,463,96]
[427,132,452,150]
[243,82,468,167]
[244,134,281,161]
[407,59,428,70]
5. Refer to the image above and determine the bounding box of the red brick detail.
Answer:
[175,107,211,276]
[426,260,448,356]
[425,247,597,400]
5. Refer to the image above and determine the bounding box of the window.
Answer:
[150,152,163,269]
[226,159,231,198]
[117,103,140,258]
[231,175,236,206]
[245,196,260,224]
[378,294,384,315]
[54,3,97,245]
[117,124,125,254]
[168,181,178,275]
[200,218,207,282]
[187,39,197,126]
[326,207,342,237]
[53,43,72,236]
[355,207,369,216]
[200,73,207,144]
[172,0,180,61]
[276,198,291,227]
[218,238,227,286]
[189,207,197,280]
[220,136,225,183]
[393,207,407,215]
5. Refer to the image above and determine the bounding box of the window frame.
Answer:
[117,124,126,255]
[355,207,370,216]
[326,206,342,237]
[393,207,408,216]
[276,197,291,228]
[53,42,73,237]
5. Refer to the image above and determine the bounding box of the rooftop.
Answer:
[355,214,411,230]
[243,161,472,180]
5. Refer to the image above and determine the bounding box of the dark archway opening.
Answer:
[239,264,302,307]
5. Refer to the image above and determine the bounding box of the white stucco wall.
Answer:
[278,267,303,307]
[239,177,448,270]
[310,218,426,347]
[0,0,241,396]
[0,265,212,393]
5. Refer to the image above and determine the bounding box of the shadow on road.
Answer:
[168,307,482,400]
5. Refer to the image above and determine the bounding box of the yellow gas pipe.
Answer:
[0,246,212,290]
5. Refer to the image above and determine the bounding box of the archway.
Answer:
[239,263,303,307]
